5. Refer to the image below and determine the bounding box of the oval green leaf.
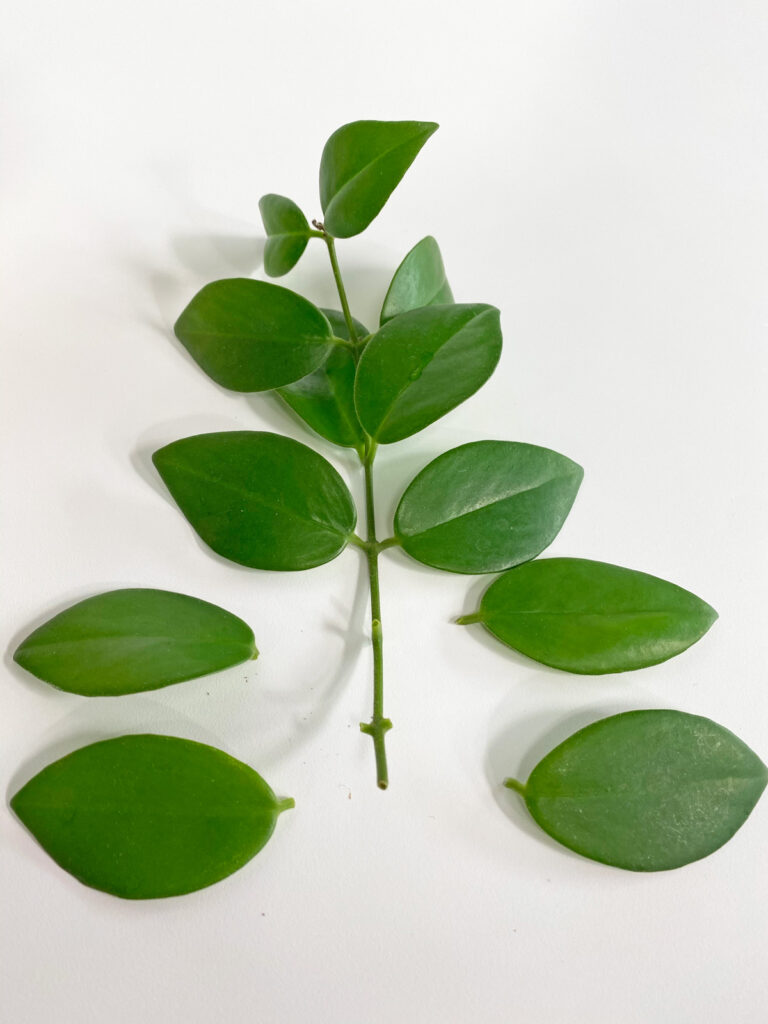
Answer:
[505,710,767,871]
[464,557,718,673]
[153,431,356,570]
[395,442,583,573]
[12,735,294,898]
[320,120,438,238]
[13,589,257,696]
[380,236,453,326]
[174,278,336,391]
[259,193,312,277]
[278,309,368,448]
[355,304,502,444]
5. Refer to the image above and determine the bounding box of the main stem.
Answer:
[319,227,390,788]
[359,441,391,789]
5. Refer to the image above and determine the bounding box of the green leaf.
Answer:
[380,236,453,326]
[13,589,256,696]
[395,442,583,573]
[153,431,356,570]
[259,194,313,277]
[174,278,336,391]
[354,304,502,443]
[463,558,718,673]
[320,120,438,238]
[278,309,368,448]
[12,735,294,898]
[505,710,767,871]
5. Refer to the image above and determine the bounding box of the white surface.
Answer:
[2,2,767,1022]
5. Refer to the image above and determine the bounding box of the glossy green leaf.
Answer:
[462,558,718,673]
[380,236,453,326]
[320,120,438,238]
[13,589,256,696]
[174,278,336,391]
[259,194,312,277]
[395,442,583,573]
[505,710,767,871]
[153,431,356,570]
[12,735,294,898]
[278,309,368,448]
[355,304,502,443]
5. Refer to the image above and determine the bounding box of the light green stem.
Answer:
[319,233,390,788]
[323,235,359,345]
[359,441,391,789]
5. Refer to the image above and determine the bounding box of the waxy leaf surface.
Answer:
[320,120,438,238]
[355,304,502,443]
[278,309,368,448]
[153,431,356,570]
[13,589,256,696]
[12,735,293,898]
[507,710,766,871]
[395,442,582,573]
[259,194,312,277]
[174,279,334,391]
[466,558,717,673]
[380,236,453,326]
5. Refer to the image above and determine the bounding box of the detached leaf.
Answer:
[380,236,453,326]
[278,309,368,448]
[259,194,312,277]
[320,120,438,238]
[355,304,502,443]
[506,710,767,871]
[13,589,257,696]
[12,735,294,898]
[395,442,583,573]
[174,279,335,391]
[464,558,717,673]
[153,431,356,570]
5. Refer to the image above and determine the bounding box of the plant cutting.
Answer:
[10,119,765,895]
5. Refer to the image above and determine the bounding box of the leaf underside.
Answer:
[473,558,717,673]
[511,710,767,870]
[13,589,257,696]
[12,735,293,898]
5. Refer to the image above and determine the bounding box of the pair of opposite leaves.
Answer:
[11,590,768,891]
[11,120,765,896]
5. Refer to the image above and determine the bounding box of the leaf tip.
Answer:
[276,796,295,814]
[455,613,481,626]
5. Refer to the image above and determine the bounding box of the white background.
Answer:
[2,2,767,1021]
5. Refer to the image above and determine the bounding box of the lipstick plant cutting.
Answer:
[10,120,766,897]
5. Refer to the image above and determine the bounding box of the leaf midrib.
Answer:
[403,469,577,539]
[163,459,350,540]
[373,306,495,437]
[327,129,432,221]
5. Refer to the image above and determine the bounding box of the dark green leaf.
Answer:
[174,278,336,391]
[259,194,312,277]
[396,442,582,573]
[12,735,294,898]
[13,589,256,696]
[153,431,356,570]
[463,558,717,673]
[320,120,438,238]
[380,236,453,326]
[278,309,368,448]
[505,710,766,871]
[355,304,502,443]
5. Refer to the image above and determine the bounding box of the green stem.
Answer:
[359,441,391,789]
[323,234,359,345]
